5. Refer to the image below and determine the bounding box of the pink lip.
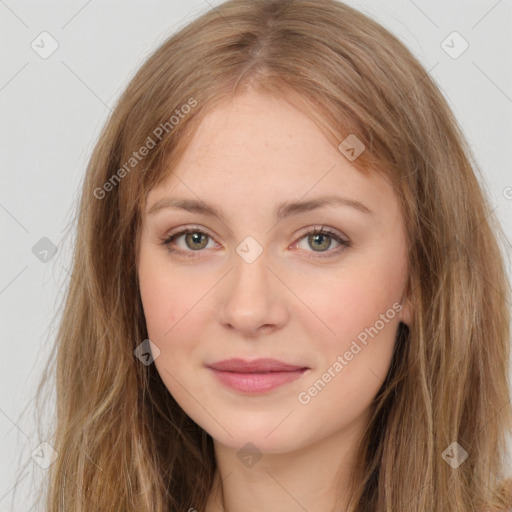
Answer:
[206,358,309,393]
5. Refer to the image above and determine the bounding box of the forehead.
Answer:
[147,90,394,212]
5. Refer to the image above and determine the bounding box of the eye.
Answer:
[294,225,351,258]
[160,225,351,259]
[160,226,215,258]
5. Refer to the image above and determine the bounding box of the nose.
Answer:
[217,250,289,338]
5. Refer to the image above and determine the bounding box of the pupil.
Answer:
[188,232,205,250]
[311,234,330,251]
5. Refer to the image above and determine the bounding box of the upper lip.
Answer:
[207,358,308,373]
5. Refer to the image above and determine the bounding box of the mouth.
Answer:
[206,358,310,393]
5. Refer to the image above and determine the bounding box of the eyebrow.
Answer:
[147,194,373,221]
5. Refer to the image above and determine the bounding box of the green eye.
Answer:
[161,225,351,259]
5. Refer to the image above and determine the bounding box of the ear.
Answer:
[398,297,413,327]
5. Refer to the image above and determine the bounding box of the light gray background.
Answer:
[1,0,511,509]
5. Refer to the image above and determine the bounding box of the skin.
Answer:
[137,89,412,512]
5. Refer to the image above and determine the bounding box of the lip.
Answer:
[206,358,309,393]
[207,358,307,373]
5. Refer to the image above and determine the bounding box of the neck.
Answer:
[203,409,370,512]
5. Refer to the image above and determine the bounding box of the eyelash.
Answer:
[160,225,351,259]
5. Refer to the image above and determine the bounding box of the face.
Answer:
[137,89,411,455]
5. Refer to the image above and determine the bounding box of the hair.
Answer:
[10,0,512,510]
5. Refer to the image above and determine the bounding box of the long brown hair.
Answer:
[11,0,512,510]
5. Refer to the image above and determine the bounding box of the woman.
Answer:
[22,0,512,510]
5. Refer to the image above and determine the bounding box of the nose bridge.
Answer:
[218,237,287,333]
[231,237,273,301]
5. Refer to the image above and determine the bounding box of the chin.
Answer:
[209,426,304,455]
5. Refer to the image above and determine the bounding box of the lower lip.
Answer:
[208,368,308,393]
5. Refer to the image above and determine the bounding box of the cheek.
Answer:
[138,248,193,344]
[295,272,401,425]
[295,251,405,403]
[299,261,403,343]
[138,252,202,405]
[138,268,173,340]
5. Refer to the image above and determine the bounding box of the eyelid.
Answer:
[295,225,349,244]
[292,225,350,258]
[160,224,351,258]
[164,224,216,244]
